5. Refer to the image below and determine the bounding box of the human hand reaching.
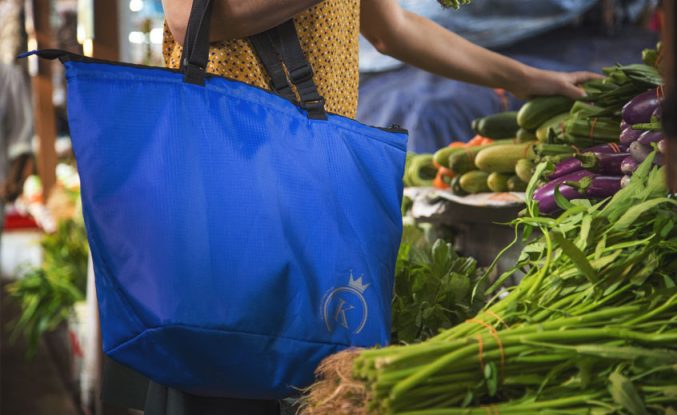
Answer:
[508,68,604,100]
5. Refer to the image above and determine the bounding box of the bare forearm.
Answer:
[363,1,600,99]
[163,0,321,44]
[376,11,532,92]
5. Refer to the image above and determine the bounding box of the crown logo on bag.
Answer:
[348,273,369,293]
[322,271,370,334]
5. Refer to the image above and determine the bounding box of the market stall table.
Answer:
[404,187,526,275]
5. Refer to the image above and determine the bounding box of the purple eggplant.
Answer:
[548,157,582,180]
[534,172,622,214]
[658,139,667,154]
[582,143,627,154]
[577,152,629,175]
[637,130,663,145]
[535,170,595,212]
[655,153,664,166]
[621,175,631,188]
[620,127,644,145]
[620,120,629,130]
[537,183,586,214]
[537,170,595,196]
[629,141,652,162]
[583,176,623,197]
[621,156,638,175]
[622,89,660,124]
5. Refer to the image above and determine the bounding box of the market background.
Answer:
[0,1,671,415]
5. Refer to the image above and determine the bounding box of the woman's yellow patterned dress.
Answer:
[163,0,360,119]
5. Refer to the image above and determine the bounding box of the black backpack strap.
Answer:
[249,33,296,102]
[180,0,213,85]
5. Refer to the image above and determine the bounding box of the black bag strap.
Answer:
[249,22,326,119]
[268,21,326,120]
[180,0,213,85]
[180,0,326,119]
[249,33,296,102]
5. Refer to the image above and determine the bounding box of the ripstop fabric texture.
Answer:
[63,59,407,399]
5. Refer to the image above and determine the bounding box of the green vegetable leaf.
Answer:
[589,250,621,271]
[551,231,597,283]
[526,161,550,217]
[431,239,452,277]
[449,273,470,302]
[484,362,498,397]
[612,198,677,231]
[554,184,575,211]
[576,214,592,251]
[461,390,474,407]
[609,370,648,415]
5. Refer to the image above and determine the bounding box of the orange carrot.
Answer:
[433,170,450,189]
[438,166,454,179]
[466,135,486,146]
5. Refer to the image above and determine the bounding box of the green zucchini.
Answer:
[470,118,480,134]
[516,128,536,143]
[507,175,527,192]
[448,148,479,175]
[433,146,463,168]
[514,158,535,183]
[408,154,437,187]
[450,176,468,196]
[403,152,416,186]
[448,139,519,175]
[517,96,574,131]
[487,172,511,192]
[459,171,491,194]
[535,113,569,142]
[472,111,519,139]
[475,142,536,173]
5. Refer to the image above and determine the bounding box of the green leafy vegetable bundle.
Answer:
[301,154,676,415]
[393,226,485,344]
[7,219,89,355]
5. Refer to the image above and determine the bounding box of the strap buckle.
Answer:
[289,64,314,84]
[302,98,327,120]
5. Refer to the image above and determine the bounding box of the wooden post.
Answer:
[90,4,124,414]
[28,0,57,198]
[92,0,120,60]
[664,0,677,191]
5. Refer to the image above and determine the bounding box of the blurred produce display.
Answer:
[6,163,87,356]
[403,44,667,217]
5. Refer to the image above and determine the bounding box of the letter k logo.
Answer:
[333,299,355,329]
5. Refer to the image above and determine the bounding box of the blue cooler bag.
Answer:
[25,0,406,399]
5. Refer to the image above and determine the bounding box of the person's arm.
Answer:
[162,0,322,45]
[360,0,601,99]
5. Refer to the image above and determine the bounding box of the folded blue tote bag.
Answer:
[24,0,407,399]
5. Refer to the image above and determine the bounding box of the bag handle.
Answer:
[269,21,326,120]
[180,0,326,119]
[249,31,296,102]
[249,21,326,119]
[180,0,214,85]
